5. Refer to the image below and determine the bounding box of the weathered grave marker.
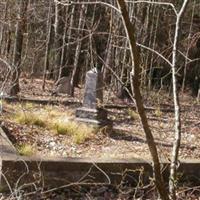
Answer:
[76,68,111,126]
[53,76,71,95]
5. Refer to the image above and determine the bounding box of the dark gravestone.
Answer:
[76,68,111,126]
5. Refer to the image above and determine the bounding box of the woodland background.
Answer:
[0,0,199,97]
[0,1,200,199]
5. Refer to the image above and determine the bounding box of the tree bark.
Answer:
[169,1,189,199]
[54,0,66,80]
[116,1,169,199]
[9,0,28,96]
[0,1,8,56]
[70,4,87,96]
[42,1,53,90]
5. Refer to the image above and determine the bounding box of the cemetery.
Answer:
[0,0,200,199]
[0,73,199,199]
[0,72,199,160]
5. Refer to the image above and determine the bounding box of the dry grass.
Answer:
[10,102,94,144]
[17,144,36,156]
[12,103,73,127]
[127,109,139,120]
[154,106,163,117]
[72,123,95,144]
[14,112,46,127]
[53,120,95,144]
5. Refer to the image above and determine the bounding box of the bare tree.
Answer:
[70,4,87,96]
[9,0,28,96]
[54,0,66,80]
[0,1,8,56]
[116,1,169,199]
[42,1,54,90]
[169,1,189,199]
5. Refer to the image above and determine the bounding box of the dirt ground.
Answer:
[0,78,200,160]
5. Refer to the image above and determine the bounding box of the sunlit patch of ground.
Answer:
[0,78,199,159]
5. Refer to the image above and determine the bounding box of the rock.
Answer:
[49,141,56,148]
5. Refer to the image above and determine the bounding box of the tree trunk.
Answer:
[9,0,28,96]
[70,4,87,96]
[54,0,66,80]
[169,1,189,199]
[0,1,8,56]
[116,1,169,199]
[42,1,53,90]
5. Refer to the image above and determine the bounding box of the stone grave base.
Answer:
[76,107,112,127]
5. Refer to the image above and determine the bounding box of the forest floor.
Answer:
[0,78,200,160]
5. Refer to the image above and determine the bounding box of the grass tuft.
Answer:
[14,112,46,127]
[24,102,34,110]
[155,107,163,117]
[53,120,94,144]
[127,109,139,120]
[18,144,36,156]
[73,124,94,144]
